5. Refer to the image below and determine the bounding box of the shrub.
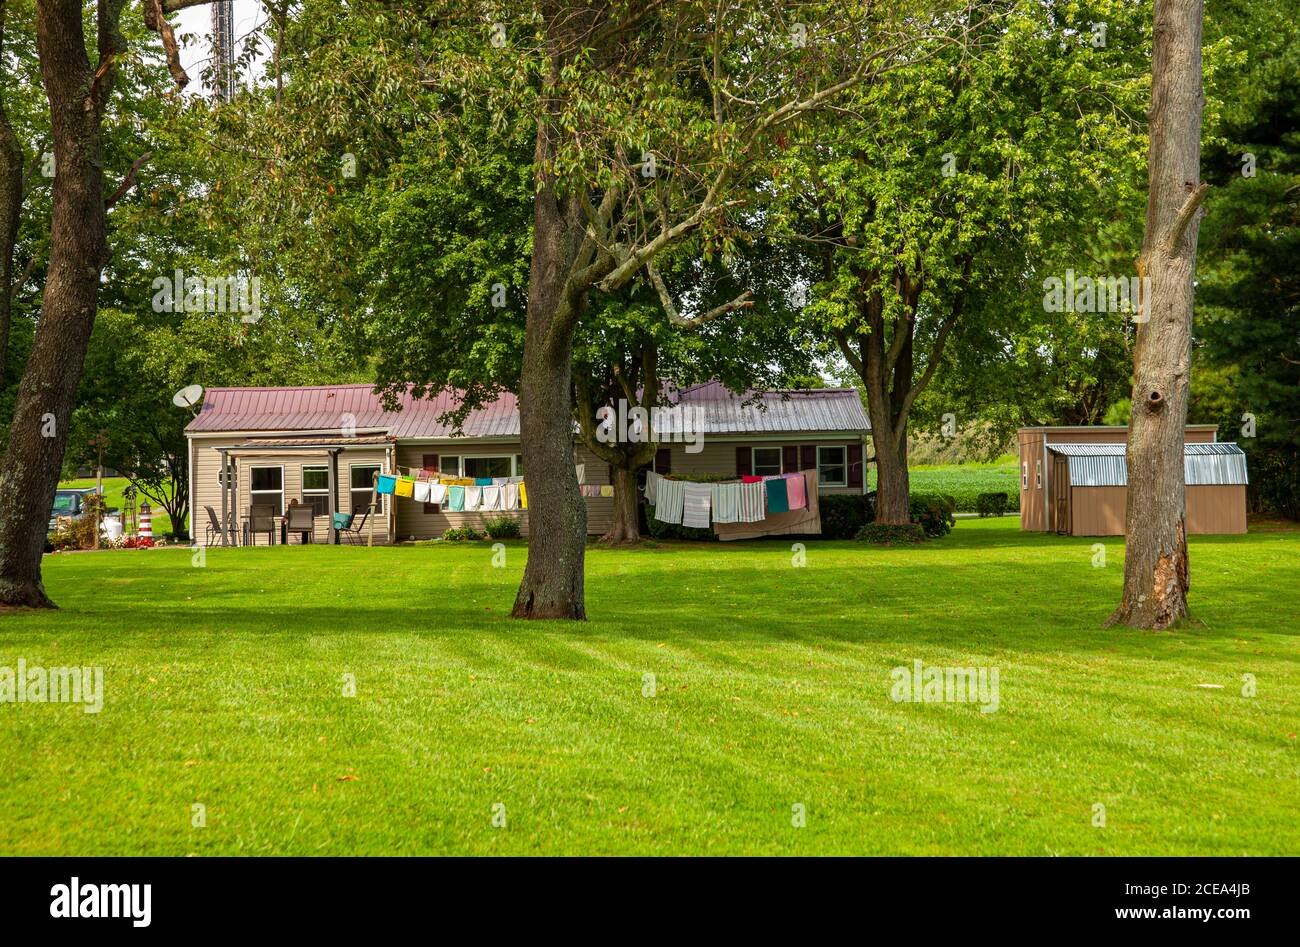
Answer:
[645,506,715,541]
[976,491,1009,518]
[910,492,956,537]
[441,525,484,541]
[1249,448,1300,520]
[482,513,522,539]
[819,494,875,539]
[856,522,926,545]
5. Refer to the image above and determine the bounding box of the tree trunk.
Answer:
[602,463,641,543]
[511,142,587,619]
[0,0,111,608]
[1106,0,1206,630]
[872,423,911,524]
[0,0,23,381]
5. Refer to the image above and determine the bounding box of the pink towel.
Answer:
[785,473,807,510]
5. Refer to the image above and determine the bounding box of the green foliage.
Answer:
[441,526,485,542]
[482,514,522,540]
[819,494,874,539]
[644,506,716,542]
[856,522,926,545]
[909,493,956,537]
[1249,450,1300,521]
[976,492,1009,518]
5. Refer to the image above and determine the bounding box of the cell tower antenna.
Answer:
[211,1,236,101]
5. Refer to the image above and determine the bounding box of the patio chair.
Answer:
[335,507,370,545]
[248,504,277,546]
[204,505,237,546]
[286,503,316,543]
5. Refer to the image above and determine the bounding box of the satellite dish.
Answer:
[172,384,204,409]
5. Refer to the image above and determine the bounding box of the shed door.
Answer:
[1052,454,1071,534]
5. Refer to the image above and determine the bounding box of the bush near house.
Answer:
[441,526,484,541]
[910,493,956,538]
[856,522,926,545]
[483,514,523,539]
[820,494,875,539]
[976,491,1010,517]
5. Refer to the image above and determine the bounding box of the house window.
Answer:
[817,446,847,487]
[438,456,462,478]
[462,455,517,479]
[1035,460,1042,489]
[349,464,382,516]
[302,465,329,516]
[1021,461,1028,490]
[249,466,284,515]
[752,447,782,477]
[515,454,524,476]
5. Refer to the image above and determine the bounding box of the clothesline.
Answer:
[645,470,809,529]
[376,471,528,512]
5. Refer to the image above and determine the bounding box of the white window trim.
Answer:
[1021,461,1029,490]
[751,446,783,477]
[302,464,329,515]
[1035,459,1042,489]
[248,464,284,514]
[348,463,384,515]
[816,445,848,487]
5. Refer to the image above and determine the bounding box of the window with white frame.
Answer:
[1035,459,1042,489]
[752,446,782,477]
[349,464,382,515]
[302,465,329,516]
[1021,461,1029,490]
[817,445,847,486]
[249,466,284,515]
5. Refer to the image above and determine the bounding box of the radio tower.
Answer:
[211,1,236,101]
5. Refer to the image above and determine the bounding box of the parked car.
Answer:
[48,487,102,533]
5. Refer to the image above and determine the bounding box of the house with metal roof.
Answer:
[1016,426,1247,536]
[186,382,871,544]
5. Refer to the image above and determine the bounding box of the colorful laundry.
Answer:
[765,477,790,514]
[741,475,764,484]
[464,486,482,510]
[785,472,807,510]
[653,477,685,524]
[599,484,614,498]
[682,482,712,529]
[447,485,465,512]
[519,482,528,509]
[474,477,493,487]
[710,481,742,523]
[394,477,415,498]
[375,474,396,495]
[737,481,766,522]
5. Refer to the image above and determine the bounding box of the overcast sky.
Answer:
[174,1,268,97]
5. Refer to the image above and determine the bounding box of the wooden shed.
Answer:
[1016,425,1247,535]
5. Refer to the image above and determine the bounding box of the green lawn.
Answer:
[1,519,1295,856]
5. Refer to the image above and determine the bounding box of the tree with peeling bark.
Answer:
[776,0,1149,525]
[1107,0,1209,630]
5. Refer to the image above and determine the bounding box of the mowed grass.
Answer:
[0,519,1296,856]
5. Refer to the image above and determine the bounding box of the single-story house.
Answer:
[1017,425,1248,535]
[186,381,871,544]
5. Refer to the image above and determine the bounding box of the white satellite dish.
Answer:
[172,384,204,409]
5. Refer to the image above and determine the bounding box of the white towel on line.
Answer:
[682,482,712,529]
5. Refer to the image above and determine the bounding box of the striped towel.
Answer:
[645,470,659,504]
[737,481,766,522]
[710,481,742,523]
[464,486,482,510]
[653,477,685,524]
[682,482,712,529]
[481,486,501,511]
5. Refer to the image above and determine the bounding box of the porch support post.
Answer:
[328,449,340,545]
[219,449,230,546]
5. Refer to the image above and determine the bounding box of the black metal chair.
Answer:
[336,506,371,545]
[247,504,277,546]
[286,503,315,543]
[204,505,237,546]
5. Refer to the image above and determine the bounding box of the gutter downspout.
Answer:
[1042,436,1050,532]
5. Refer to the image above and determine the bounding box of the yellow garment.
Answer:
[519,482,528,509]
[599,484,614,497]
[394,477,415,498]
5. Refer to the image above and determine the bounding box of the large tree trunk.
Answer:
[603,463,642,543]
[0,0,23,380]
[0,0,111,608]
[1107,0,1206,630]
[511,134,587,619]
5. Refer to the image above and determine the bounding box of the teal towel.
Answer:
[765,477,789,514]
[474,477,493,486]
[448,485,465,512]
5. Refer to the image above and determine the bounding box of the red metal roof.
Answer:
[186,382,870,439]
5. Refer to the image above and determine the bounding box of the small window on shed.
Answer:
[1021,462,1028,490]
[1035,460,1042,489]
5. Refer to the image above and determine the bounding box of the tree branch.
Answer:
[1159,181,1210,255]
[105,151,152,209]
[645,260,752,329]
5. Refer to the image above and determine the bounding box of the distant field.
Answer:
[870,458,1020,512]
[58,477,179,537]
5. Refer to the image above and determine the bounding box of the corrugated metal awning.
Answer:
[1048,442,1248,486]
